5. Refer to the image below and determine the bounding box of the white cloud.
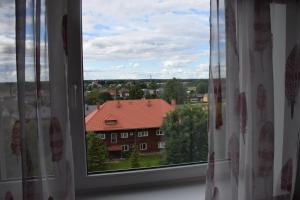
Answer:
[82,0,210,61]
[129,62,139,68]
[160,62,209,79]
[162,53,203,69]
[0,0,210,82]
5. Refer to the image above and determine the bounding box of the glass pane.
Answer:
[82,0,210,173]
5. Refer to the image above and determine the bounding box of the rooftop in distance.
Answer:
[85,99,175,132]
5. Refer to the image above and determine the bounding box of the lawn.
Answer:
[106,154,161,171]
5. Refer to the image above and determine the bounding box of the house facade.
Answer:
[85,99,174,159]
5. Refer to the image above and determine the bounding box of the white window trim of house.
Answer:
[140,143,147,151]
[67,0,208,193]
[156,130,164,135]
[98,133,105,140]
[138,131,148,137]
[120,132,129,138]
[122,144,129,151]
[111,133,118,144]
[158,142,165,149]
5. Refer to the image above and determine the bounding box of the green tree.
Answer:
[145,91,158,99]
[160,104,208,165]
[148,81,158,90]
[163,78,186,104]
[128,83,144,99]
[196,80,208,94]
[130,144,140,168]
[139,82,148,89]
[99,92,113,101]
[85,89,113,105]
[86,132,108,171]
[85,88,100,105]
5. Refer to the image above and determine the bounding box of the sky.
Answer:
[82,0,210,80]
[0,0,210,82]
[0,0,48,83]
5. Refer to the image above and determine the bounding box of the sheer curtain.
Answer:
[0,0,75,199]
[207,0,300,199]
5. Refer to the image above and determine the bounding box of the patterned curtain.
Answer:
[0,0,75,199]
[207,0,300,199]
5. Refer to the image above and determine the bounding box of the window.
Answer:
[68,0,210,190]
[122,144,129,152]
[156,130,164,136]
[80,0,210,174]
[140,143,147,151]
[120,132,128,138]
[105,119,117,125]
[97,133,105,140]
[158,142,165,149]
[138,131,148,137]
[111,133,118,144]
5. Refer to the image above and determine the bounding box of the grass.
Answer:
[106,154,161,171]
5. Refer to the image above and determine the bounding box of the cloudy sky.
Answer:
[82,0,210,80]
[0,0,210,82]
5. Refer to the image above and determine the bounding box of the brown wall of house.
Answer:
[96,128,163,153]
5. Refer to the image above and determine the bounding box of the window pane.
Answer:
[82,0,210,173]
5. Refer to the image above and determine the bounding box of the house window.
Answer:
[122,144,129,151]
[140,143,147,151]
[138,131,148,137]
[111,133,118,144]
[158,142,165,149]
[120,132,128,138]
[105,119,117,125]
[97,133,105,140]
[156,130,164,136]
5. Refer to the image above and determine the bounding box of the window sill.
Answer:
[75,163,207,195]
[76,178,206,200]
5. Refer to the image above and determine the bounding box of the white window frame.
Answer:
[122,144,129,152]
[97,133,105,140]
[138,131,148,137]
[120,132,128,138]
[67,0,208,193]
[139,143,147,151]
[158,141,165,149]
[156,130,164,135]
[111,133,118,144]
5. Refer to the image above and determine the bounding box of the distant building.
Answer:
[85,99,175,159]
[118,88,130,98]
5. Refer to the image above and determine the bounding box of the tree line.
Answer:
[85,78,208,105]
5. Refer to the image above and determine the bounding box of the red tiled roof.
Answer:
[85,99,174,132]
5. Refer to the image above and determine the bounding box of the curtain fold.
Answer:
[207,0,300,199]
[0,0,75,199]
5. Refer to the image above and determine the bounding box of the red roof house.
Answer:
[85,99,174,132]
[85,99,174,158]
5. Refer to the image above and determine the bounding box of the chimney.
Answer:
[96,101,103,110]
[117,100,121,108]
[147,100,152,107]
[171,99,176,110]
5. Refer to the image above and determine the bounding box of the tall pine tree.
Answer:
[130,144,140,168]
[86,132,108,171]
